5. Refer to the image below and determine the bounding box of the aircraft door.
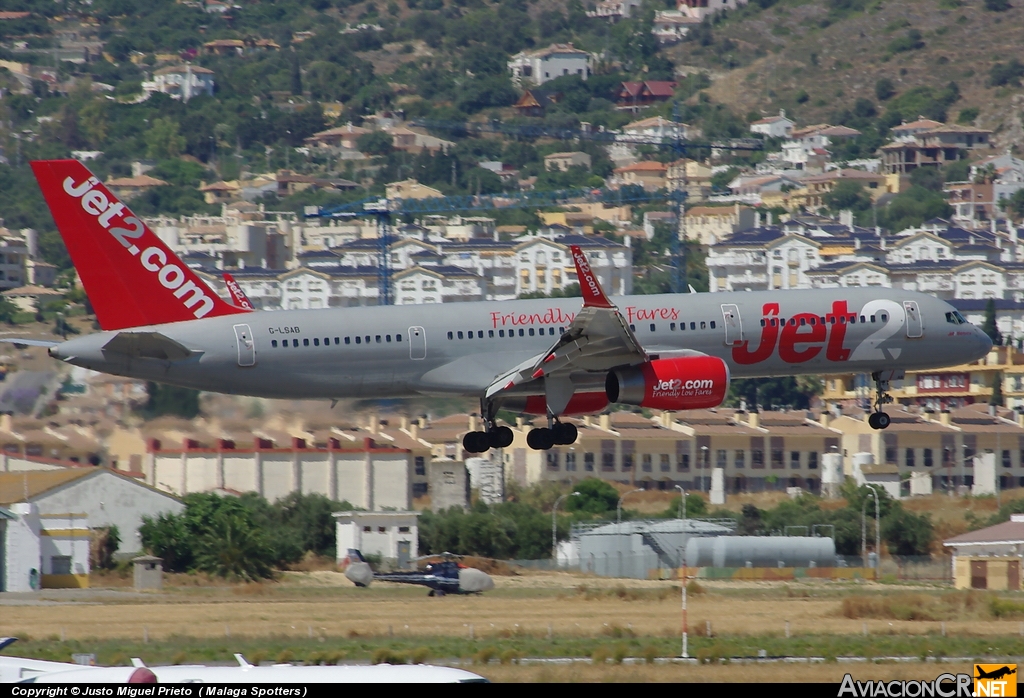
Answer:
[903,301,924,338]
[409,326,426,360]
[721,304,743,346]
[233,324,256,367]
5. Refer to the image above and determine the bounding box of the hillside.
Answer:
[668,0,1024,148]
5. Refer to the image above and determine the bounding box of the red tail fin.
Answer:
[31,160,249,330]
[222,272,254,310]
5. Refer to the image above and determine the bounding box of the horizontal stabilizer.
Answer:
[102,332,194,361]
[0,338,59,348]
[0,638,16,651]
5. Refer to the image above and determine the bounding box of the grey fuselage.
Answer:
[50,288,992,403]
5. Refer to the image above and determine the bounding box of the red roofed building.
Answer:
[945,514,1024,589]
[615,81,677,110]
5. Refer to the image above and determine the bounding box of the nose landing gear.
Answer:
[867,370,902,430]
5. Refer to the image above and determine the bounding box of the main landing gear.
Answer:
[868,370,894,430]
[526,421,577,450]
[462,399,514,454]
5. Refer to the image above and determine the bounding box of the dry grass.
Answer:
[476,662,976,683]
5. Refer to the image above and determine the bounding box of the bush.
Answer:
[371,648,408,665]
[410,647,431,664]
[875,78,896,101]
[591,646,611,664]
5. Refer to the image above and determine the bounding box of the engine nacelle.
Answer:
[605,356,730,410]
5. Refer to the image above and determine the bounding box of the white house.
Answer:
[393,266,485,305]
[749,110,795,139]
[0,468,184,558]
[652,10,701,44]
[145,64,215,101]
[508,44,592,86]
[334,511,419,566]
[678,0,749,20]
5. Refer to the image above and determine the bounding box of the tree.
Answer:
[145,117,185,160]
[564,478,620,515]
[357,130,394,156]
[823,180,872,214]
[983,298,1002,345]
[875,78,895,102]
[992,371,1005,407]
[144,381,200,419]
[193,511,276,581]
[726,376,822,410]
[985,0,1012,10]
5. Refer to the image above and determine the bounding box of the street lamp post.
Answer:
[700,446,709,493]
[617,488,643,524]
[552,492,580,566]
[674,484,686,521]
[860,485,880,573]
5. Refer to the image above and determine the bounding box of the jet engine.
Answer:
[605,356,729,410]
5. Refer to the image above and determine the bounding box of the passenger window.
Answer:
[334,337,340,345]
[630,324,636,331]
[448,331,453,340]
[559,327,565,333]
[710,321,716,329]
[386,335,391,342]
[519,329,525,337]
[324,337,329,345]
[345,337,351,344]
[849,315,856,324]
[771,319,777,327]
[272,340,278,348]
[549,328,555,335]
[478,331,484,339]
[829,317,836,324]
[671,322,677,330]
[880,313,888,322]
[529,328,535,336]
[860,316,866,324]
[488,330,494,338]
[457,331,464,339]
[820,316,826,324]
[759,320,764,327]
[356,336,361,344]
[800,318,806,326]
[292,339,298,347]
[396,334,402,341]
[700,321,706,329]
[839,317,846,325]
[303,338,310,347]
[499,330,505,337]
[375,335,381,343]
[365,336,370,344]
[690,322,696,330]
[314,338,320,346]
[650,323,656,332]
[809,318,815,326]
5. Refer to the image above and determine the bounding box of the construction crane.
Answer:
[305,185,681,305]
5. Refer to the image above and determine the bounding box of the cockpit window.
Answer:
[946,311,968,325]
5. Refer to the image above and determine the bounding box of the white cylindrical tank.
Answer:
[821,453,843,486]
[708,536,835,568]
[684,537,716,567]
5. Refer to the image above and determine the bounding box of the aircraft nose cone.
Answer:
[977,328,994,355]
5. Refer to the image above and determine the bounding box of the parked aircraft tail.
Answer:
[222,272,255,310]
[30,159,249,331]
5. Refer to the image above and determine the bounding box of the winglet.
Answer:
[223,272,255,311]
[569,245,614,309]
[235,653,254,669]
[0,637,17,652]
[130,658,146,668]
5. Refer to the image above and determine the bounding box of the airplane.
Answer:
[343,549,495,595]
[975,665,1017,681]
[0,639,487,683]
[23,159,993,454]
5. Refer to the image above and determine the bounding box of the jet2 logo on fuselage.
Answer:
[732,300,903,366]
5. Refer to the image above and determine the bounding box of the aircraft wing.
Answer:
[485,245,648,414]
[0,338,60,348]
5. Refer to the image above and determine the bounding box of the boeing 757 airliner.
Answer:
[24,160,992,453]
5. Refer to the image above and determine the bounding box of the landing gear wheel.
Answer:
[552,422,578,445]
[462,431,491,453]
[869,371,896,430]
[527,428,556,450]
[488,426,514,449]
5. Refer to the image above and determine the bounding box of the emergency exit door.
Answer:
[409,326,426,360]
[233,324,256,367]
